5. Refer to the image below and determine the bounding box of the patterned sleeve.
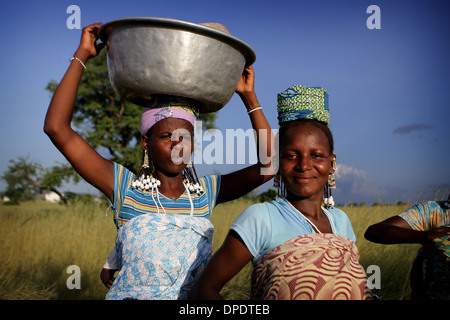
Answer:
[199,174,221,213]
[111,162,134,227]
[398,201,450,231]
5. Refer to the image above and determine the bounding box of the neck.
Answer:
[284,195,333,234]
[155,172,186,199]
[285,193,323,219]
[288,200,322,219]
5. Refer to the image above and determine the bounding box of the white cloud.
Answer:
[335,164,366,179]
[333,164,387,205]
[333,164,449,206]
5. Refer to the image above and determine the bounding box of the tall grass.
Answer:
[0,199,421,300]
[0,200,115,299]
[344,204,420,300]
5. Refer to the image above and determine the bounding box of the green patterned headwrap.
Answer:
[277,85,330,125]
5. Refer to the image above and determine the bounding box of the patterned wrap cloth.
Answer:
[251,233,373,300]
[105,213,214,300]
[399,200,450,299]
[277,85,330,125]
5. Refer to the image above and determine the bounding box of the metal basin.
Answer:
[99,17,256,113]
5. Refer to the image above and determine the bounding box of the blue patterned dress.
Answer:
[105,163,220,300]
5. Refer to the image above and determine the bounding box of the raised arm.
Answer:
[216,66,275,204]
[44,23,114,202]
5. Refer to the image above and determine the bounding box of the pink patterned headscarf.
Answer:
[140,97,199,135]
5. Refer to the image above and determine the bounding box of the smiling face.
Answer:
[279,122,335,203]
[142,117,194,177]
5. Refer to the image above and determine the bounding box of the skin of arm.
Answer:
[189,231,254,299]
[364,215,450,245]
[43,23,114,202]
[217,66,275,204]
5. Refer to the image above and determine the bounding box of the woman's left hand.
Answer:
[235,66,259,110]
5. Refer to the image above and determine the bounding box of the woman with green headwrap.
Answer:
[190,85,373,300]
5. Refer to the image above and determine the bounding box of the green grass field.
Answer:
[0,198,420,300]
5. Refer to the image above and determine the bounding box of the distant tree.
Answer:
[256,189,277,202]
[64,191,96,205]
[46,50,217,172]
[372,202,383,207]
[1,157,80,205]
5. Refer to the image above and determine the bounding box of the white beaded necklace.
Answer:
[132,174,204,218]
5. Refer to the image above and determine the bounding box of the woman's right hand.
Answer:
[74,22,105,62]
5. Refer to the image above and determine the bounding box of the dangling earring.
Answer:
[324,157,337,208]
[132,149,161,191]
[273,173,280,188]
[273,173,286,198]
[182,157,204,195]
[143,148,150,168]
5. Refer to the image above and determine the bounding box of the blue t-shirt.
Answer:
[231,197,356,264]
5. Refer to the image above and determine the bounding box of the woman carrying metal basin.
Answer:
[44,21,275,300]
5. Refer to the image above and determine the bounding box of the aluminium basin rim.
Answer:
[99,16,256,66]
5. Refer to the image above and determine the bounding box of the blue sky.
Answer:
[0,0,449,205]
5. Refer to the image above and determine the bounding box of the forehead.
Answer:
[280,123,330,151]
[149,118,194,134]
